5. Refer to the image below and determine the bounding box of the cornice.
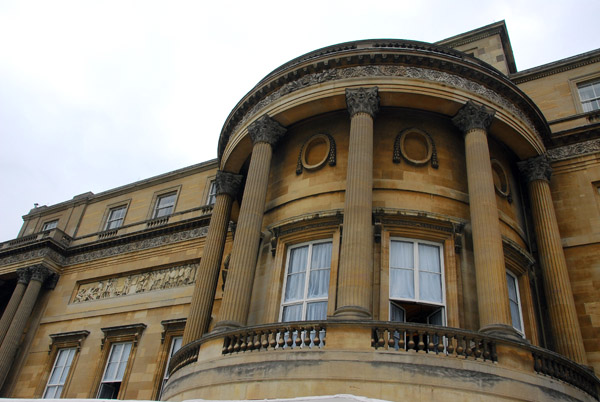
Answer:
[218,41,549,161]
[511,49,600,84]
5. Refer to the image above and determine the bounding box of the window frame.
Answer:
[153,192,177,219]
[577,79,600,113]
[506,269,525,336]
[90,324,146,399]
[42,220,58,231]
[36,330,89,398]
[569,72,600,114]
[105,205,128,231]
[147,186,182,221]
[97,341,133,399]
[43,347,76,398]
[152,318,186,400]
[388,237,446,324]
[279,239,333,322]
[206,180,217,206]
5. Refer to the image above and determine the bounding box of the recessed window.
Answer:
[43,348,76,398]
[389,239,445,324]
[578,80,600,112]
[105,206,127,230]
[42,220,58,231]
[159,336,182,398]
[280,241,332,322]
[153,192,177,218]
[506,271,524,334]
[207,180,217,205]
[97,342,132,399]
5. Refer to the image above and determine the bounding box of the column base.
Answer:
[211,320,243,333]
[479,323,525,342]
[332,305,372,320]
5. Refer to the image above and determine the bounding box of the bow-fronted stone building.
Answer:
[1,21,599,401]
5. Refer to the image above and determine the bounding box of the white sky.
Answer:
[1,0,599,242]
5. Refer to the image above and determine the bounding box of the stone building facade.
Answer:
[0,21,599,401]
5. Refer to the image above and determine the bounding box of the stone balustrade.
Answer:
[167,321,599,400]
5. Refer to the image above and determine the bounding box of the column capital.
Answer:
[517,154,552,183]
[215,171,243,198]
[28,265,58,287]
[345,87,380,118]
[15,268,31,285]
[452,101,495,133]
[248,115,287,147]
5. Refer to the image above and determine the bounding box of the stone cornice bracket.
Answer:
[452,100,495,133]
[16,267,31,285]
[345,87,380,118]
[248,115,287,147]
[48,330,90,353]
[517,154,552,183]
[215,171,243,198]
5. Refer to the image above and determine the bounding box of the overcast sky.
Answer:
[1,0,599,242]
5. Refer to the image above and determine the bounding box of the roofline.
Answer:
[23,159,219,218]
[511,48,600,84]
[435,20,517,74]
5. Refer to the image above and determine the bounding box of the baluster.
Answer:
[371,329,376,347]
[387,328,395,349]
[397,329,405,351]
[456,335,464,357]
[446,334,454,356]
[465,337,473,358]
[417,331,425,352]
[254,331,262,350]
[437,332,444,354]
[278,329,285,348]
[407,331,416,351]
[295,328,303,348]
[304,327,312,347]
[261,331,269,350]
[233,335,241,352]
[269,330,277,349]
[247,333,254,351]
[313,327,321,347]
[321,326,326,346]
[223,337,230,354]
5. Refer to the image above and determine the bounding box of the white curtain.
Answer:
[419,244,442,303]
[307,242,331,298]
[282,304,302,322]
[506,273,522,331]
[284,246,308,302]
[390,241,415,299]
[306,301,327,320]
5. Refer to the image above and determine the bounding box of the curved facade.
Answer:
[0,21,599,402]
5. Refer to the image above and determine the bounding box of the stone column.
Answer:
[0,265,54,389]
[334,87,379,319]
[518,155,588,364]
[0,269,30,346]
[213,115,286,331]
[452,101,516,338]
[183,171,242,344]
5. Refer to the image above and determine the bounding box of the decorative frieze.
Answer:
[248,115,287,146]
[228,65,540,145]
[345,87,380,118]
[72,262,198,303]
[215,171,243,198]
[546,138,600,161]
[452,101,495,133]
[517,154,552,183]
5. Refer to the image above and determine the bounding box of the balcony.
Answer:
[164,321,599,402]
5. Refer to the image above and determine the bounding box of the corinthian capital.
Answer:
[28,264,56,285]
[517,154,552,183]
[346,87,380,118]
[16,268,31,285]
[248,115,287,147]
[452,101,495,133]
[215,171,243,198]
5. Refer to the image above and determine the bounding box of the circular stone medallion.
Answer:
[400,129,433,165]
[301,134,331,171]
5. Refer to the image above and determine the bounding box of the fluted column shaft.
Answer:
[183,171,242,344]
[453,102,514,336]
[0,269,29,346]
[0,266,52,389]
[334,87,379,319]
[519,155,587,364]
[214,116,285,331]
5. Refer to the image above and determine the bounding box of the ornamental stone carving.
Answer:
[345,87,380,118]
[452,101,495,133]
[73,262,198,303]
[29,265,54,283]
[215,171,243,198]
[547,138,600,161]
[16,267,31,284]
[248,115,287,147]
[517,154,552,183]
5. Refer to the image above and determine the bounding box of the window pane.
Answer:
[288,246,308,273]
[306,302,327,320]
[510,301,522,331]
[390,268,414,299]
[390,303,405,322]
[308,269,329,299]
[428,308,444,326]
[506,273,517,301]
[282,304,302,322]
[104,362,118,382]
[419,272,442,303]
[311,242,332,269]
[419,244,440,273]
[284,273,305,302]
[390,241,413,268]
